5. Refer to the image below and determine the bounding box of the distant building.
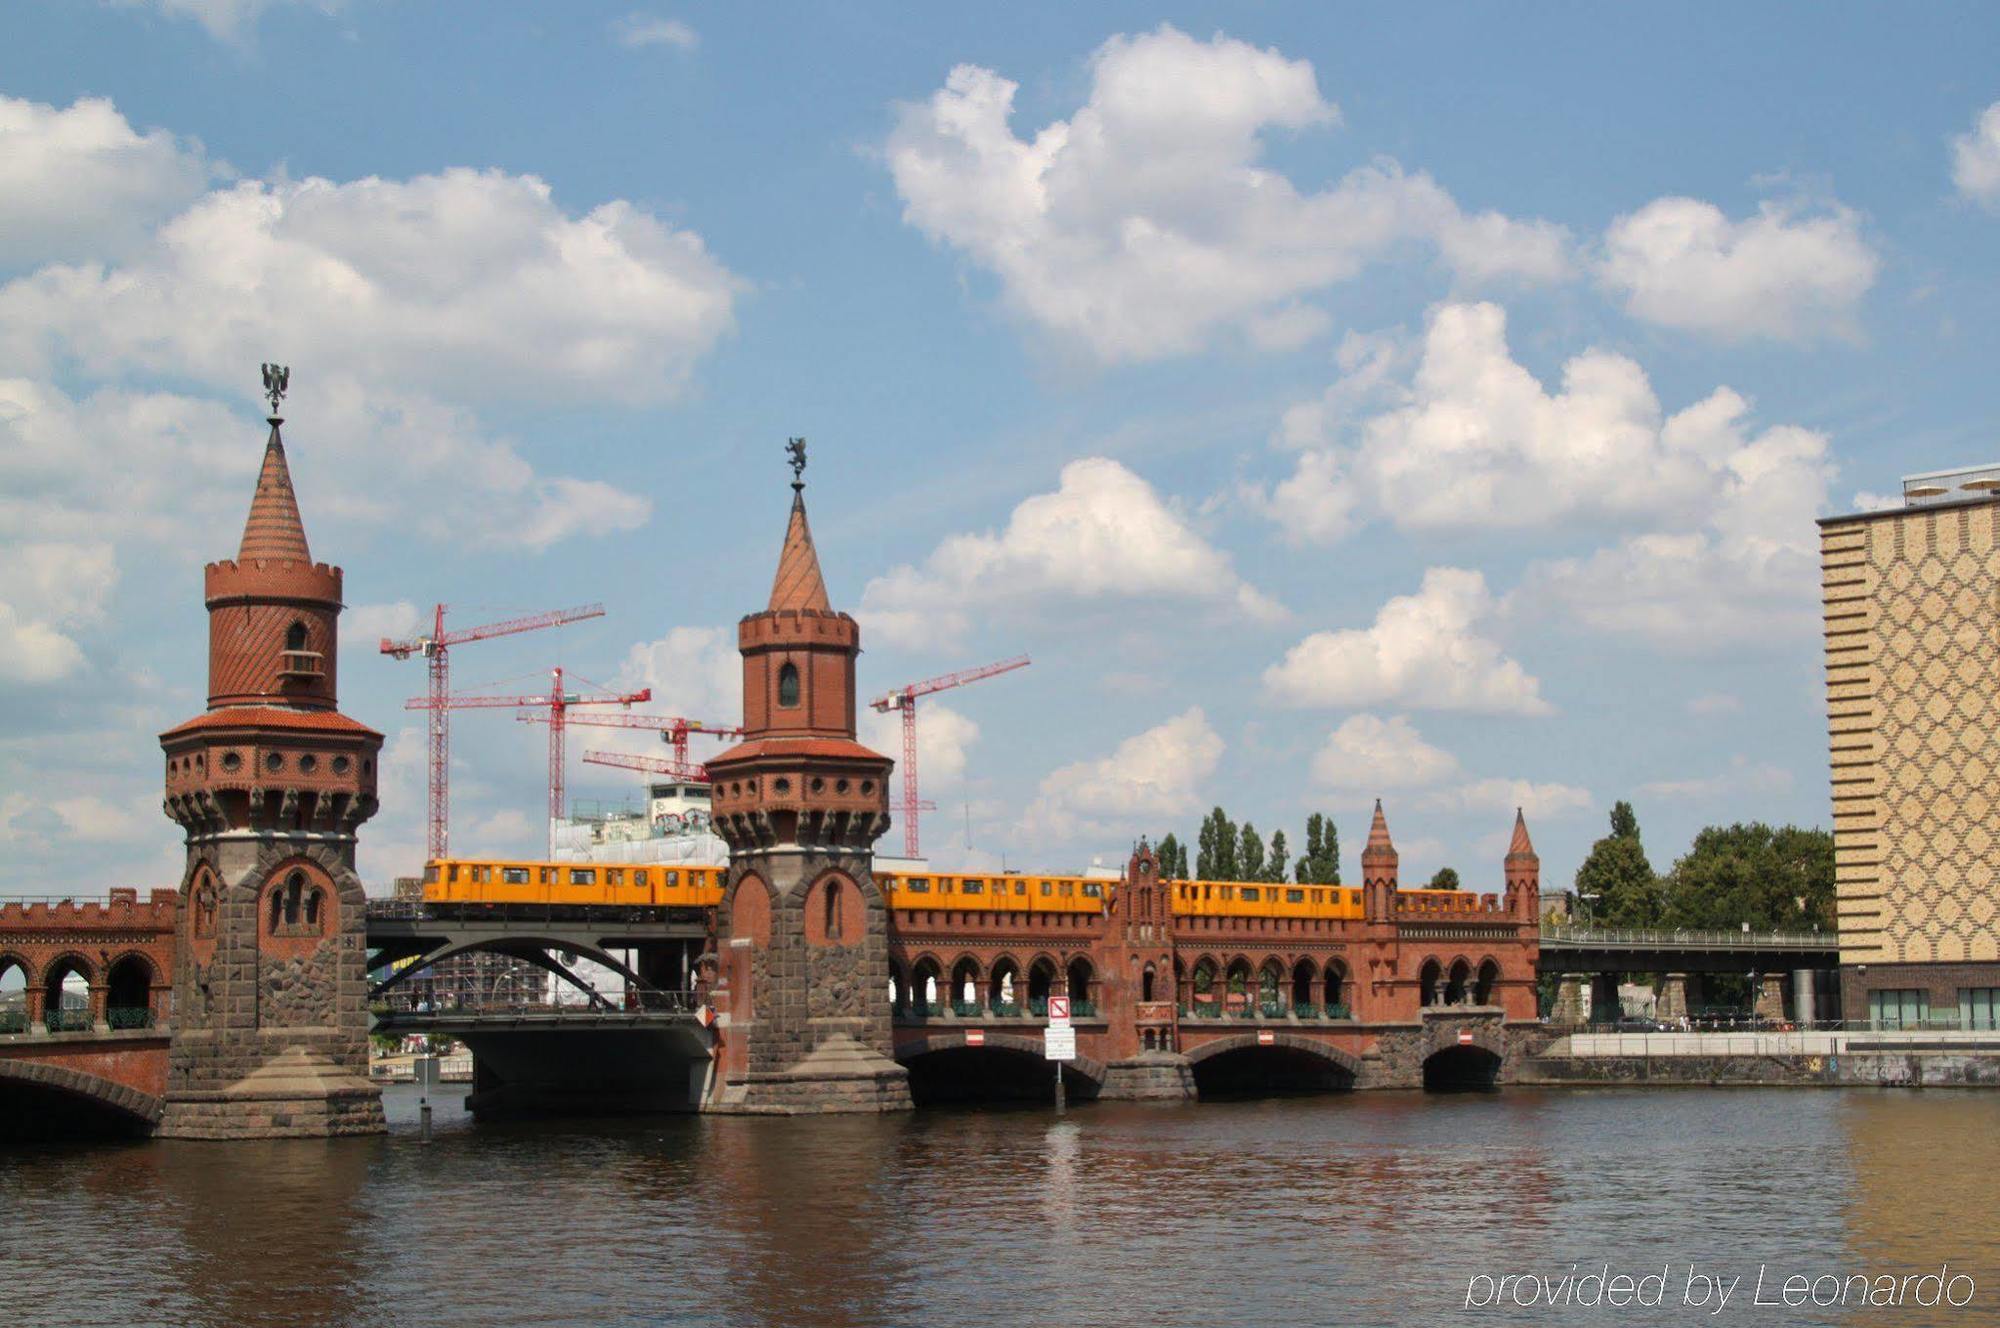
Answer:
[1821,466,2000,1030]
[552,780,729,868]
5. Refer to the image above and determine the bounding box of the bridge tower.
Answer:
[1360,800,1401,1015]
[703,444,910,1112]
[157,379,385,1138]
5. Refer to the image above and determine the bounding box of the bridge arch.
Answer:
[1185,1033,1359,1097]
[0,1059,161,1138]
[1417,957,1442,1007]
[370,934,647,1006]
[41,951,94,1029]
[1473,957,1501,1006]
[0,952,28,1031]
[1423,1042,1502,1092]
[896,1031,1105,1106]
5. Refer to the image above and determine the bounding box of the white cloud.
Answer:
[1243,449,1357,547]
[885,25,1568,362]
[1952,102,2000,208]
[1263,568,1549,715]
[612,627,743,730]
[0,541,119,685]
[1851,490,1901,513]
[0,166,741,406]
[1638,756,1792,802]
[1019,707,1222,842]
[0,378,652,569]
[1685,692,1742,717]
[1520,394,1831,647]
[143,0,339,43]
[859,457,1282,648]
[613,13,697,50]
[1309,714,1458,792]
[1423,777,1592,820]
[1597,196,1878,341]
[0,95,218,267]
[861,702,978,792]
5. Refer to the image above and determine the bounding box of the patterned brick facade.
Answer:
[1821,495,2000,1010]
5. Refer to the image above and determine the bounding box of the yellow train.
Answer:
[422,858,1452,923]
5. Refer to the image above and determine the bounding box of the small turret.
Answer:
[1504,807,1540,920]
[1362,799,1398,921]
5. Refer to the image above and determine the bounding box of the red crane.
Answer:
[582,749,711,783]
[381,602,605,859]
[868,655,1029,858]
[517,711,744,767]
[405,667,650,856]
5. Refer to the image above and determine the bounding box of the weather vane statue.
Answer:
[786,436,807,492]
[261,362,290,417]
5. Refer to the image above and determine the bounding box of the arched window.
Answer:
[283,872,304,927]
[777,662,800,708]
[305,887,322,930]
[823,878,842,941]
[269,886,284,933]
[286,621,308,651]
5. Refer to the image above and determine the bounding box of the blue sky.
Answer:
[3,2,1998,895]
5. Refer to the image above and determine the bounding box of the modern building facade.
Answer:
[1822,465,2000,1029]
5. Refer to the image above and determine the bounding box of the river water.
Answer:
[2,1085,1995,1328]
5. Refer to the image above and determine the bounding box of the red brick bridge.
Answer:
[0,890,177,1135]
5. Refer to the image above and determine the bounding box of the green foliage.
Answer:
[1295,812,1341,884]
[1238,822,1265,882]
[1661,823,1835,931]
[1266,830,1288,883]
[1574,801,1665,926]
[1195,807,1238,879]
[1156,833,1188,879]
[1428,866,1461,890]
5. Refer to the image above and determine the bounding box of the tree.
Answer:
[1296,812,1341,884]
[1238,822,1265,882]
[1156,833,1188,879]
[1428,867,1461,890]
[1266,830,1288,883]
[1573,800,1663,926]
[1195,807,1238,880]
[1661,823,1834,931]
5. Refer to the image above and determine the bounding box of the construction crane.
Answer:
[405,667,649,856]
[381,602,605,859]
[869,654,1030,858]
[582,749,711,783]
[517,711,744,768]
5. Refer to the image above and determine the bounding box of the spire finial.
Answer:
[261,362,290,420]
[786,436,807,494]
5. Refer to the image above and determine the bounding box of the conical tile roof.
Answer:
[237,423,312,563]
[1361,798,1397,862]
[767,490,831,613]
[1507,808,1537,859]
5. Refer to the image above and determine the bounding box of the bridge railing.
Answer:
[1539,923,1833,951]
[371,988,702,1018]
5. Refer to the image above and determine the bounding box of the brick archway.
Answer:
[1183,1032,1362,1080]
[894,1031,1107,1092]
[0,1059,163,1129]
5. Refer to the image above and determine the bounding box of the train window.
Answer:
[473,866,489,884]
[666,871,679,887]
[569,869,597,886]
[424,864,439,884]
[502,868,529,885]
[634,870,649,887]
[1286,888,1304,903]
[1240,887,1259,901]
[1082,882,1103,899]
[540,868,555,885]
[1013,881,1027,896]
[907,878,931,893]
[607,869,624,886]
[1039,881,1052,896]
[961,879,985,895]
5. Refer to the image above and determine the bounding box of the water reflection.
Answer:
[0,1087,1995,1328]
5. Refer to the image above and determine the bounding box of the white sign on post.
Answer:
[1043,1025,1077,1060]
[1047,995,1071,1024]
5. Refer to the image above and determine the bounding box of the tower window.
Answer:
[824,878,842,941]
[778,662,800,708]
[286,621,308,652]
